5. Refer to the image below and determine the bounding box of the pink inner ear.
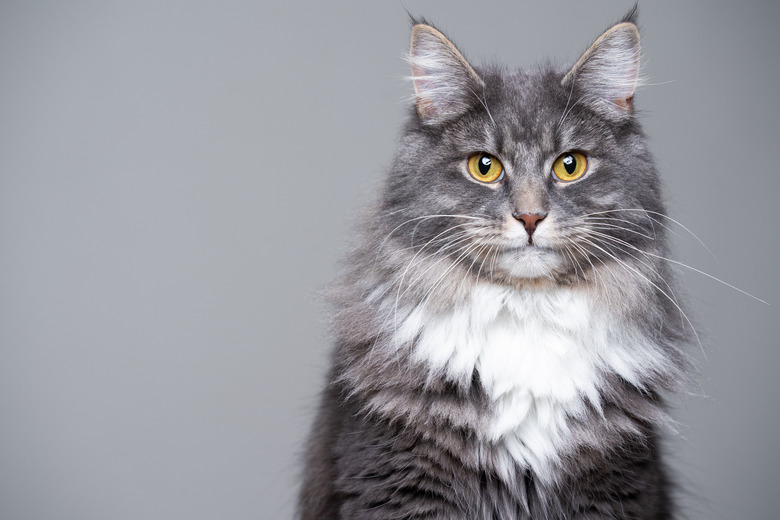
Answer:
[410,64,439,117]
[410,64,430,96]
[616,57,639,110]
[563,22,641,116]
[614,96,634,111]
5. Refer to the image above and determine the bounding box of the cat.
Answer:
[298,7,692,519]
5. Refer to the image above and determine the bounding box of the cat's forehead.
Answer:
[487,67,560,100]
[482,68,566,130]
[470,66,597,154]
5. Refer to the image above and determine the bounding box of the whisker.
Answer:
[567,238,614,309]
[582,208,715,259]
[582,215,651,233]
[489,242,501,283]
[389,228,475,349]
[558,244,575,276]
[463,241,493,294]
[576,235,704,355]
[377,213,490,254]
[583,219,655,241]
[466,85,497,130]
[661,257,768,305]
[560,244,583,282]
[394,231,474,312]
[399,232,474,289]
[478,243,499,285]
[581,229,685,309]
[583,228,769,306]
[392,227,472,255]
[556,77,581,135]
[419,241,486,311]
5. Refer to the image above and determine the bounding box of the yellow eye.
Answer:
[467,153,504,183]
[552,151,588,182]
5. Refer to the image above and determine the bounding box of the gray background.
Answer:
[1,0,778,518]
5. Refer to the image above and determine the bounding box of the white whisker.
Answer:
[377,213,490,255]
[576,235,704,356]
[583,226,768,306]
[583,208,716,259]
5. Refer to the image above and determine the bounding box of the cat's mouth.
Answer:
[502,242,553,253]
[496,245,561,279]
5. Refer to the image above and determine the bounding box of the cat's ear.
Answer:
[409,24,484,124]
[562,16,641,120]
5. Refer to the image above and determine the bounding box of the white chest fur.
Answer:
[395,283,665,480]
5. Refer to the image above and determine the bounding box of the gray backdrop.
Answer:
[1,1,778,518]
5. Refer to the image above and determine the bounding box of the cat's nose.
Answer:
[512,212,546,235]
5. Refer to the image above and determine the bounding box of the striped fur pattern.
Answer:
[299,7,691,519]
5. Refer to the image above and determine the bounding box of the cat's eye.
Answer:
[467,153,504,183]
[552,152,588,182]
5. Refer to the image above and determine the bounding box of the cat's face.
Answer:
[377,22,665,287]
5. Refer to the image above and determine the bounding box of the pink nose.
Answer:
[512,213,546,235]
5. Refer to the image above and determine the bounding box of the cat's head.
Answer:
[374,9,667,290]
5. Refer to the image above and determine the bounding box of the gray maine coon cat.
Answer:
[299,8,691,519]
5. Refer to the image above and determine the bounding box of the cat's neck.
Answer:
[391,280,677,479]
[399,280,671,394]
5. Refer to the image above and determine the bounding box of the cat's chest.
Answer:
[399,283,622,474]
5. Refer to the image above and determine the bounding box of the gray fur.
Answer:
[299,8,692,519]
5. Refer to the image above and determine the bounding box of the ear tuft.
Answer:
[562,20,641,119]
[408,24,483,124]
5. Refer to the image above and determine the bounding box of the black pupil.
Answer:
[479,155,492,175]
[563,154,576,174]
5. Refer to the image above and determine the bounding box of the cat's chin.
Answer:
[496,247,562,280]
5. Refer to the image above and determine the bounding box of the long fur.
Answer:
[299,9,692,519]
